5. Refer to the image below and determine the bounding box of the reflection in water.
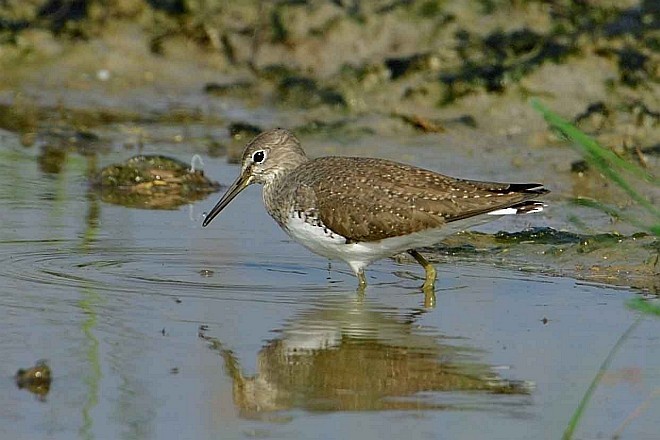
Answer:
[78,283,101,440]
[202,296,532,418]
[79,155,103,440]
[37,144,68,174]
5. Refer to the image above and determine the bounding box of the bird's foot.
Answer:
[408,249,437,308]
[356,269,367,294]
[422,285,436,308]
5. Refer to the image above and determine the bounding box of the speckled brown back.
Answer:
[267,156,547,242]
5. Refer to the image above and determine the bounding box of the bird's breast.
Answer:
[284,210,347,245]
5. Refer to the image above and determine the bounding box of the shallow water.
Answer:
[1,127,659,440]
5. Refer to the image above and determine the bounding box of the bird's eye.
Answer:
[252,150,266,164]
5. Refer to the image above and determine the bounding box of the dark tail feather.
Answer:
[506,183,549,195]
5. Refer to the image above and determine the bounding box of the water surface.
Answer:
[1,128,658,440]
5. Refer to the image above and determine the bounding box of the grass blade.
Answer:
[562,317,642,440]
[531,99,660,234]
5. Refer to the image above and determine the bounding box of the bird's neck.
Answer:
[262,154,308,225]
[264,152,309,188]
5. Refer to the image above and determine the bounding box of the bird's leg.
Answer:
[407,249,437,293]
[356,268,367,292]
[423,290,436,309]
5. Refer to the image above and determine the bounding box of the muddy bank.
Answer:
[1,1,657,129]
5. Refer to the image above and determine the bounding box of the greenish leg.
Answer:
[407,249,437,293]
[357,269,367,290]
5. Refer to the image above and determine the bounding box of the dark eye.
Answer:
[252,150,266,164]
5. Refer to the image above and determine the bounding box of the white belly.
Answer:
[282,214,463,275]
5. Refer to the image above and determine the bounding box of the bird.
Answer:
[202,128,548,293]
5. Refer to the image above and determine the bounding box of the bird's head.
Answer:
[202,128,307,227]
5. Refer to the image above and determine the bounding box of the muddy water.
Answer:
[1,124,658,440]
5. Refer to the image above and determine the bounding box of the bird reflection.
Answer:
[201,296,532,418]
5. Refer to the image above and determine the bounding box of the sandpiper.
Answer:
[203,128,548,292]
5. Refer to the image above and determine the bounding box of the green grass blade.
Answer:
[627,298,660,317]
[531,99,657,185]
[531,99,660,223]
[562,317,642,440]
[571,198,660,236]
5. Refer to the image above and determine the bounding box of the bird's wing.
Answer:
[292,157,547,242]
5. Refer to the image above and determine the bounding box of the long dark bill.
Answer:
[202,172,252,227]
